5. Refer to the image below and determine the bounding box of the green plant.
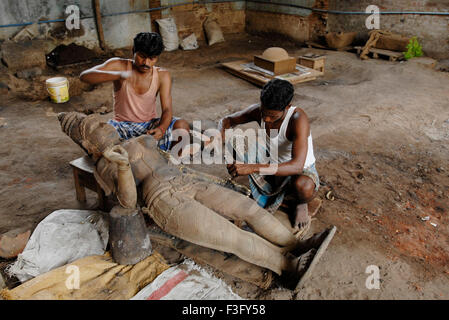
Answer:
[404,37,423,60]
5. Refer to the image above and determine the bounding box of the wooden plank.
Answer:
[70,155,95,174]
[355,46,403,60]
[222,60,322,87]
[72,167,86,202]
[369,47,404,58]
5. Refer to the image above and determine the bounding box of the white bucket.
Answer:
[46,77,70,103]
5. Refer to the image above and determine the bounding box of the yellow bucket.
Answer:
[46,77,69,103]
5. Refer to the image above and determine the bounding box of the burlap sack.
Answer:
[204,17,225,46]
[1,252,169,300]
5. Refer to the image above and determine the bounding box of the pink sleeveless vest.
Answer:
[113,62,159,123]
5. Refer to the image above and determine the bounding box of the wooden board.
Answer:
[306,41,354,52]
[355,46,404,61]
[222,60,323,87]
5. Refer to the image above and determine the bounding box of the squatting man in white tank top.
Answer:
[218,79,319,235]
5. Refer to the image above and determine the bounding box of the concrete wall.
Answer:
[2,1,446,58]
[245,0,328,43]
[0,0,99,49]
[0,0,152,50]
[100,0,152,49]
[327,0,449,59]
[160,0,246,41]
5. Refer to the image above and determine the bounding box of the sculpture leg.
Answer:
[192,182,298,248]
[142,178,297,275]
[102,146,150,265]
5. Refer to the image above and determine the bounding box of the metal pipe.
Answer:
[1,0,448,29]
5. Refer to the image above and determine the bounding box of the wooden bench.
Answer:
[69,156,106,211]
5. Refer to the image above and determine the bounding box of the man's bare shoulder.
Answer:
[103,58,130,70]
[292,107,309,123]
[157,68,171,78]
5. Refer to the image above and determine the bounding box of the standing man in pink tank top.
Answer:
[80,32,190,152]
[218,79,320,236]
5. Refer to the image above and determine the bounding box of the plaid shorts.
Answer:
[108,117,179,151]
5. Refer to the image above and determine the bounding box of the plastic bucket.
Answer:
[46,77,69,103]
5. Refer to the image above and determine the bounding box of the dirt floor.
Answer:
[0,34,448,299]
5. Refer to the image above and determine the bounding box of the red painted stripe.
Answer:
[147,270,189,300]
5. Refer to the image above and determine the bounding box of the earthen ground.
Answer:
[0,34,448,299]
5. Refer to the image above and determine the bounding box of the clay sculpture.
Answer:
[58,112,336,290]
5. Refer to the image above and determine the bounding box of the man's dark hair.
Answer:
[133,32,163,57]
[260,79,294,111]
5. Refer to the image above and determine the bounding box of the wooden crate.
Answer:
[254,55,297,75]
[298,55,326,73]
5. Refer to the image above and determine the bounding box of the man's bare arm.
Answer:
[218,104,261,141]
[148,70,173,138]
[229,110,310,177]
[80,58,131,85]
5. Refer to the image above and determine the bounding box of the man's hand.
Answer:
[147,126,165,140]
[227,164,258,178]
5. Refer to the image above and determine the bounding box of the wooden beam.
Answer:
[93,0,106,50]
[149,0,162,33]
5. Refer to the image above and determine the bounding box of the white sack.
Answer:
[156,17,179,52]
[131,259,243,300]
[7,210,109,283]
[180,33,199,51]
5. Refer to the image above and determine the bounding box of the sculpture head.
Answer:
[58,112,121,161]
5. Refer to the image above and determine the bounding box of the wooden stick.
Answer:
[94,0,106,50]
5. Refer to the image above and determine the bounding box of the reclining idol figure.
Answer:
[58,112,336,290]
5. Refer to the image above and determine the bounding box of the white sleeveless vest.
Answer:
[261,106,316,168]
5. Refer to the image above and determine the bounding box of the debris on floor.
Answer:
[1,40,56,72]
[46,43,97,69]
[132,259,242,300]
[6,209,108,282]
[0,229,31,259]
[1,252,169,300]
[16,67,43,80]
[325,31,357,50]
[11,23,39,42]
[0,118,7,129]
[0,273,5,290]
[437,60,449,72]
